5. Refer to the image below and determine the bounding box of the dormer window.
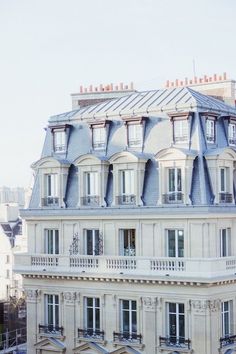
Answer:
[89,120,110,151]
[83,171,99,206]
[119,170,135,205]
[228,122,236,146]
[206,118,215,143]
[173,120,188,143]
[122,116,147,149]
[43,174,59,206]
[50,124,70,154]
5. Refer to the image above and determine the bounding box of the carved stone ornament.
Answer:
[191,299,220,313]
[142,297,157,310]
[63,291,79,304]
[25,289,40,301]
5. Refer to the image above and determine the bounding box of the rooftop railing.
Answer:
[162,192,183,204]
[41,197,59,207]
[117,195,136,205]
[219,193,233,203]
[81,196,100,206]
[113,331,142,344]
[78,328,104,340]
[159,336,191,349]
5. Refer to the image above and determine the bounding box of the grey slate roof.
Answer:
[49,87,236,124]
[29,87,236,209]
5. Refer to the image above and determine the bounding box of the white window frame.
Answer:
[221,300,233,337]
[54,130,66,153]
[85,172,98,197]
[168,168,182,193]
[120,170,134,196]
[128,124,143,148]
[166,229,184,257]
[45,174,58,197]
[206,119,215,143]
[220,228,231,257]
[45,229,59,254]
[84,297,100,331]
[93,127,106,150]
[45,294,59,327]
[120,229,136,256]
[84,229,100,256]
[120,299,137,335]
[173,120,188,143]
[167,302,185,344]
[228,122,236,145]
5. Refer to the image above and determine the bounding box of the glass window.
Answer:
[85,297,100,331]
[45,229,59,254]
[93,127,106,150]
[228,123,236,145]
[120,229,136,256]
[128,124,143,148]
[120,170,134,195]
[120,300,137,335]
[54,130,66,153]
[167,303,185,344]
[206,119,215,143]
[84,229,101,256]
[221,300,233,337]
[168,168,182,193]
[45,294,59,327]
[85,172,98,196]
[173,120,188,142]
[167,230,184,257]
[220,228,231,257]
[45,174,58,197]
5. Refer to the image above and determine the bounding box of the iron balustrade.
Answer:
[159,336,191,349]
[42,197,59,207]
[206,135,215,143]
[39,324,63,336]
[219,193,233,203]
[220,334,236,348]
[81,196,100,206]
[54,144,66,153]
[117,195,136,205]
[113,331,142,344]
[174,135,188,143]
[162,192,183,204]
[78,328,104,340]
[229,138,236,145]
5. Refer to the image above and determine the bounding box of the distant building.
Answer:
[0,187,25,207]
[164,72,236,106]
[15,83,236,354]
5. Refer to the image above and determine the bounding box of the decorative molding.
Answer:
[191,299,220,313]
[25,289,40,302]
[142,296,157,310]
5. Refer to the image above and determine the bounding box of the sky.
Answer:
[0,0,235,187]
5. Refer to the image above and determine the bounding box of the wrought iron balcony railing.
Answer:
[229,138,236,146]
[39,324,63,336]
[113,331,142,344]
[159,336,191,349]
[220,334,236,348]
[42,197,59,207]
[78,328,104,340]
[206,135,215,143]
[117,195,136,205]
[54,144,66,153]
[162,192,183,204]
[219,193,233,203]
[81,196,100,206]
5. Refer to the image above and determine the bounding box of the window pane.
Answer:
[169,169,175,192]
[168,230,176,257]
[122,311,130,332]
[177,169,182,191]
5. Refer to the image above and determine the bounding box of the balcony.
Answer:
[39,324,63,337]
[229,138,236,146]
[220,334,236,348]
[14,254,236,280]
[219,193,233,204]
[81,196,100,206]
[41,197,59,207]
[54,144,66,153]
[113,331,142,344]
[162,192,183,204]
[159,336,191,349]
[117,195,136,205]
[78,328,104,341]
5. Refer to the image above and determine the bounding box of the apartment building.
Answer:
[15,85,236,354]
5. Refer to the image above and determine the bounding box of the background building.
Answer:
[15,84,236,354]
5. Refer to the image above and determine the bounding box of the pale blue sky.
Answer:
[0,0,235,187]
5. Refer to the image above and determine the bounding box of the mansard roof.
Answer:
[49,87,236,124]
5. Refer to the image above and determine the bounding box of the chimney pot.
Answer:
[110,83,113,90]
[171,82,175,87]
[194,77,198,84]
[166,80,170,88]
[80,85,83,93]
[223,72,227,80]
[130,82,134,90]
[190,80,193,84]
[185,78,188,85]
[175,79,179,87]
[84,87,87,93]
[180,81,183,86]
[89,85,93,92]
[209,77,212,82]
[214,74,217,81]
[120,82,124,90]
[219,75,222,81]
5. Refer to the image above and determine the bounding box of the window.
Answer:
[228,123,236,145]
[118,170,135,204]
[220,168,227,193]
[93,127,106,150]
[167,230,184,257]
[120,229,136,256]
[54,130,66,153]
[128,124,143,148]
[84,229,101,256]
[45,229,59,254]
[43,174,59,206]
[206,119,215,143]
[83,172,99,206]
[6,255,10,264]
[45,294,59,328]
[221,301,233,337]
[85,297,100,332]
[164,168,182,203]
[6,270,10,279]
[120,300,137,337]
[173,120,188,143]
[167,303,185,345]
[220,228,231,257]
